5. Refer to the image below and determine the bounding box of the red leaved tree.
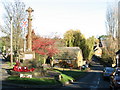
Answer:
[32,37,59,57]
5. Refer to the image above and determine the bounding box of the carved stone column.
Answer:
[21,7,35,61]
[26,7,34,51]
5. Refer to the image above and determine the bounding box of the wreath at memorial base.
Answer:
[12,60,35,72]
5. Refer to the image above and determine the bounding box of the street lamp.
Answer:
[10,16,13,66]
[116,55,119,67]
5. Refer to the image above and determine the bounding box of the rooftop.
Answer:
[54,47,82,60]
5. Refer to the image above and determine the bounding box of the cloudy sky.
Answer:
[0,0,115,38]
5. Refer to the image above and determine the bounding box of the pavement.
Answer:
[0,54,13,89]
[0,54,11,81]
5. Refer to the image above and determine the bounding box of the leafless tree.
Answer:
[103,1,118,64]
[118,1,120,49]
[106,2,118,38]
[1,0,27,54]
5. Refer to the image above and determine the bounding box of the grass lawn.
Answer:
[53,67,89,83]
[61,70,88,80]
[6,67,88,85]
[6,76,59,85]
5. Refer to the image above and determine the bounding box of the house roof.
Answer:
[54,47,82,60]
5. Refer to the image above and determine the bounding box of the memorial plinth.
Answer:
[23,51,35,60]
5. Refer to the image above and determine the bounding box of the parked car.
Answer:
[103,67,115,80]
[110,68,120,90]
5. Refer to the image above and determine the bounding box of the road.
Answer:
[0,54,110,90]
[56,62,110,90]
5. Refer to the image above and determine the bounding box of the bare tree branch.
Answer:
[1,0,27,53]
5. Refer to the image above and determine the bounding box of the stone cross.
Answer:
[26,7,34,51]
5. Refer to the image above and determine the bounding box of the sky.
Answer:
[0,0,115,38]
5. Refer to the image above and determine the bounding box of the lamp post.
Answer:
[23,27,26,52]
[116,55,119,67]
[10,16,13,66]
